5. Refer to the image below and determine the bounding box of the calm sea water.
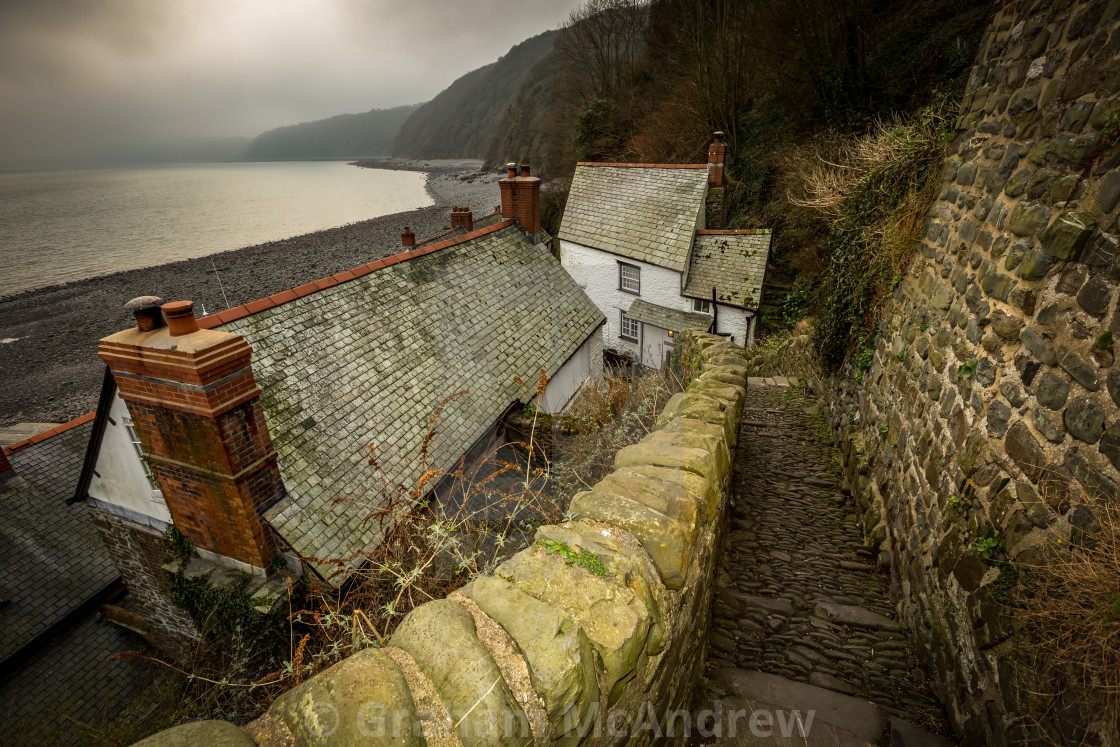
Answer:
[0,161,432,298]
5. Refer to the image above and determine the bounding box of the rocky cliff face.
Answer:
[823,0,1120,743]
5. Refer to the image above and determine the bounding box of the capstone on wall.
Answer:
[822,0,1120,743]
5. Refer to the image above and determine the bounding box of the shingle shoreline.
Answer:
[0,164,500,427]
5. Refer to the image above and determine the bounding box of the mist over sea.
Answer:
[0,161,432,298]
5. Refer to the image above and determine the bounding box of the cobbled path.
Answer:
[707,382,948,732]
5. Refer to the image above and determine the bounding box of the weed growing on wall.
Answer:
[1013,477,1120,743]
[789,95,955,369]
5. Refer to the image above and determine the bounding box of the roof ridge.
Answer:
[3,412,96,456]
[576,162,707,169]
[198,219,517,329]
[696,229,772,235]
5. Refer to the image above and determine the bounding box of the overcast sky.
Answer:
[0,0,582,167]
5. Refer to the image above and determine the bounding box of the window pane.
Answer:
[620,264,640,292]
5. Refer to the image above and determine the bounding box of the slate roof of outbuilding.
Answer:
[626,298,713,334]
[683,230,772,309]
[1,420,118,663]
[217,222,604,579]
[558,164,709,272]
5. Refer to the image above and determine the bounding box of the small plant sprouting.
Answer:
[957,357,977,379]
[948,495,961,511]
[539,539,611,578]
[879,424,889,439]
[896,349,905,362]
[972,524,1002,559]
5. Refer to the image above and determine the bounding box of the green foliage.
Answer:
[574,98,613,160]
[1097,331,1114,351]
[812,99,954,370]
[162,524,194,562]
[991,562,1019,606]
[957,357,977,379]
[948,494,961,511]
[539,539,611,578]
[972,524,1003,560]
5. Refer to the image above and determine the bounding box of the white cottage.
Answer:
[558,134,771,368]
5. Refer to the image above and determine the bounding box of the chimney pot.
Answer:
[401,226,416,247]
[713,131,725,143]
[125,295,167,332]
[506,162,517,178]
[520,163,531,177]
[162,300,200,337]
[708,131,728,188]
[499,156,541,237]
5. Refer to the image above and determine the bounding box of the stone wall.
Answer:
[820,1,1120,743]
[132,331,747,746]
[88,508,199,661]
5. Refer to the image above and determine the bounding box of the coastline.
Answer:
[0,160,500,426]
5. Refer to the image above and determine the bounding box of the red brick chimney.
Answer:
[98,299,280,570]
[499,162,541,238]
[450,207,474,232]
[401,227,416,248]
[708,131,727,187]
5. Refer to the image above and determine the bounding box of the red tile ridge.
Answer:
[3,411,96,456]
[576,162,707,169]
[195,219,517,329]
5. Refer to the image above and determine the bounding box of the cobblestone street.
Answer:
[693,381,951,744]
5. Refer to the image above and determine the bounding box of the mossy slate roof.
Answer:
[683,232,771,309]
[221,225,603,580]
[1,422,117,663]
[559,165,708,271]
[626,298,713,333]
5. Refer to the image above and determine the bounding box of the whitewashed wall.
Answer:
[560,240,688,362]
[87,392,171,526]
[541,327,604,413]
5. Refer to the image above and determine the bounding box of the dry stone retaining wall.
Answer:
[133,330,748,747]
[818,1,1120,743]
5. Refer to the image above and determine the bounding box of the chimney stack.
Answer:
[98,305,281,571]
[708,131,727,188]
[401,227,416,248]
[499,161,542,239]
[162,300,200,337]
[125,296,166,333]
[450,207,474,232]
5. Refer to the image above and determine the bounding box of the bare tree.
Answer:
[556,0,650,104]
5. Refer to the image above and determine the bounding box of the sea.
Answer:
[0,161,432,298]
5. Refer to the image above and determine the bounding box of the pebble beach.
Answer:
[0,160,501,426]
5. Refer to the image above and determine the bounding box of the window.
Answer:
[619,263,640,294]
[620,311,640,341]
[692,299,712,314]
[126,422,160,491]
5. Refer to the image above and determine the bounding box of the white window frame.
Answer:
[620,311,640,342]
[619,262,641,295]
[125,420,161,492]
[692,299,712,314]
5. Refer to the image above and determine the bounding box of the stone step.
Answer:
[700,668,951,746]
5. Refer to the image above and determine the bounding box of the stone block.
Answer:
[615,461,719,522]
[132,721,255,747]
[1006,420,1048,482]
[1076,275,1112,317]
[568,490,695,591]
[614,441,720,483]
[459,575,598,738]
[658,392,736,446]
[1064,397,1105,444]
[1018,249,1056,280]
[1059,348,1100,391]
[1008,201,1049,236]
[496,544,651,703]
[389,600,530,746]
[595,467,707,526]
[1039,211,1097,260]
[641,428,730,479]
[1020,326,1057,365]
[267,648,422,745]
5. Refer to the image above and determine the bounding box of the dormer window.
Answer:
[693,299,712,314]
[619,262,640,294]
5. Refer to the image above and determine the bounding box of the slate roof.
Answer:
[559,164,709,272]
[1,420,118,664]
[626,298,713,334]
[217,222,604,579]
[683,230,771,310]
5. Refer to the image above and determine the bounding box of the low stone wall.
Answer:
[135,330,748,747]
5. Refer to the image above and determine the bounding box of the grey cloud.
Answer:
[0,0,582,167]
